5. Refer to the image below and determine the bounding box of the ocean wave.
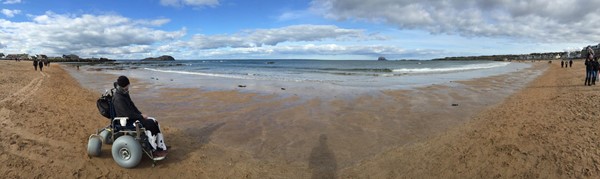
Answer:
[392,62,510,74]
[320,68,394,73]
[144,68,342,83]
[144,68,253,80]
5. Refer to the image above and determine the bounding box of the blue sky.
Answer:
[0,0,598,60]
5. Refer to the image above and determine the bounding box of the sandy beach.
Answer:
[2,59,597,178]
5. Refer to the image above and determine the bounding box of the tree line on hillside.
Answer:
[0,53,114,62]
[433,52,567,61]
[434,43,600,61]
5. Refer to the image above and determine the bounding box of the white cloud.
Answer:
[135,18,171,26]
[149,25,437,59]
[160,0,219,7]
[0,10,447,59]
[178,24,381,49]
[277,10,313,21]
[310,0,600,43]
[1,9,21,17]
[172,44,441,59]
[0,12,185,57]
[0,12,414,59]
[2,0,21,4]
[79,45,153,56]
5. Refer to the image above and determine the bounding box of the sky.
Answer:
[0,0,599,60]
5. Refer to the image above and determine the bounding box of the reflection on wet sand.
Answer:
[64,62,546,177]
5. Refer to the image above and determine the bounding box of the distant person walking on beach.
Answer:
[33,59,38,71]
[38,60,44,72]
[569,59,573,68]
[112,76,168,158]
[561,60,564,68]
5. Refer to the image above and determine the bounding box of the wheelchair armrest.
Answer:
[112,117,133,130]
[113,117,129,125]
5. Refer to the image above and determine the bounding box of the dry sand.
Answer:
[1,59,594,178]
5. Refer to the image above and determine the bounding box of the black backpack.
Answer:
[97,89,115,119]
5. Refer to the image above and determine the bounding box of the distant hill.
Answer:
[142,55,175,61]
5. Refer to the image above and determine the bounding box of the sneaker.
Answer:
[152,151,167,160]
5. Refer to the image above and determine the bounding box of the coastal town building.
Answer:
[4,54,30,60]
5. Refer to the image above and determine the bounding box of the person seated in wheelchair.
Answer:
[113,76,168,158]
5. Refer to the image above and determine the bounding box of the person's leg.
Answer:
[147,118,167,151]
[141,119,158,151]
[593,71,596,85]
[588,70,594,86]
[155,123,167,151]
[140,118,167,151]
[592,71,595,83]
[586,70,591,85]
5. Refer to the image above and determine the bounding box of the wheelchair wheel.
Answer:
[100,130,112,144]
[87,136,102,157]
[111,135,142,168]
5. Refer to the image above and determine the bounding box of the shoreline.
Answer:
[63,60,532,99]
[4,60,587,178]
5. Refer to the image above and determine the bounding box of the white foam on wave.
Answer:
[144,68,336,83]
[144,68,253,80]
[392,62,510,74]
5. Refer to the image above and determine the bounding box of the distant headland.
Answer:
[142,55,175,61]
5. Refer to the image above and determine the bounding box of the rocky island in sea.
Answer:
[142,55,175,61]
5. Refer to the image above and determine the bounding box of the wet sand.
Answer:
[342,60,600,178]
[4,59,591,178]
[132,66,543,172]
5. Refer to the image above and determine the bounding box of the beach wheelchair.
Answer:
[87,89,165,168]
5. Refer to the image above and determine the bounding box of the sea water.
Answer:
[69,60,532,97]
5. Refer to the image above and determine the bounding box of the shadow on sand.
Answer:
[309,134,338,179]
[186,122,226,146]
[133,121,226,168]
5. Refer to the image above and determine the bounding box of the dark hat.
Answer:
[117,76,130,87]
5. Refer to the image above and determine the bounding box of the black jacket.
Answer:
[112,84,144,121]
[586,60,593,71]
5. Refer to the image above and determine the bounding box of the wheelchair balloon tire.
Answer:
[111,135,143,168]
[87,136,102,157]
